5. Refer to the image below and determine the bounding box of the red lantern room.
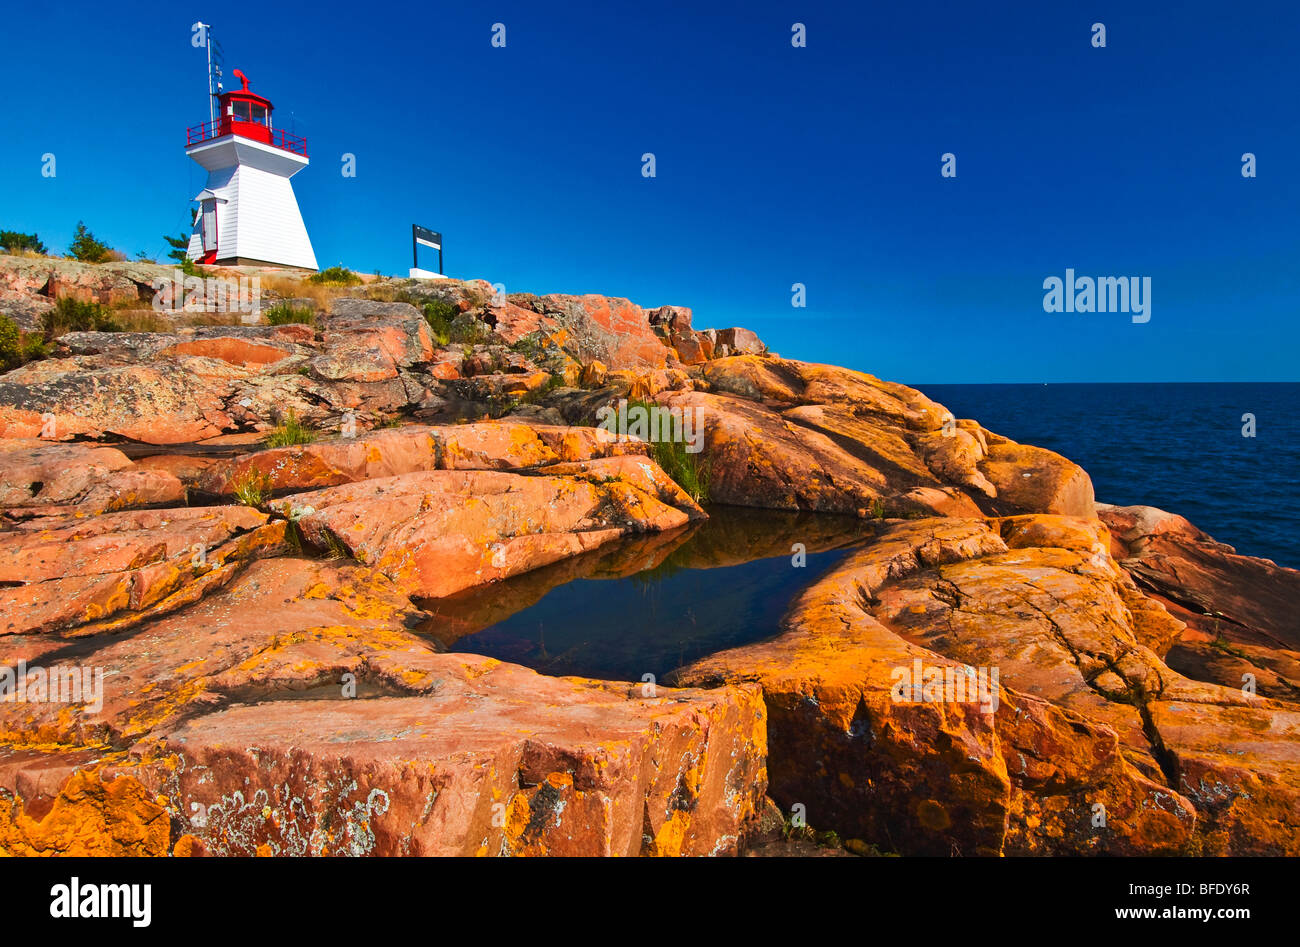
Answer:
[219,70,274,145]
[185,69,307,157]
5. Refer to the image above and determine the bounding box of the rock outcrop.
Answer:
[0,256,166,332]
[0,558,766,856]
[195,421,645,496]
[0,256,1296,857]
[659,356,1094,518]
[1099,503,1300,703]
[278,463,702,598]
[0,439,185,515]
[671,516,1299,855]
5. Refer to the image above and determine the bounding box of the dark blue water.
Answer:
[920,383,1300,569]
[420,508,875,681]
[442,553,846,680]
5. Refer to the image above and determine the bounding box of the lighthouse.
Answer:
[184,68,317,270]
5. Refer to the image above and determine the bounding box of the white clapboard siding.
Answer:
[185,136,317,270]
[224,165,317,269]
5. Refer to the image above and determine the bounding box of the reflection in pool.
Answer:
[416,506,877,682]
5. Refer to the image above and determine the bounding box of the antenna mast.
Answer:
[198,23,224,126]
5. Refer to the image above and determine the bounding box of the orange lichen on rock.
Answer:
[276,465,701,599]
[0,768,171,856]
[668,356,1096,519]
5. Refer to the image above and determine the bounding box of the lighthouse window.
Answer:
[250,104,267,125]
[232,101,251,122]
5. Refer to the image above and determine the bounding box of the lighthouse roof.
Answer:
[219,88,273,108]
[220,69,274,109]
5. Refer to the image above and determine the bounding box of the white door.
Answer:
[201,200,218,252]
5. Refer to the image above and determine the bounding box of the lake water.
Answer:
[922,382,1300,568]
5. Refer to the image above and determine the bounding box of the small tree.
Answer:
[0,230,47,255]
[68,221,111,263]
[164,232,191,263]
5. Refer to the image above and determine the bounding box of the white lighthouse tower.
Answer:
[184,65,317,270]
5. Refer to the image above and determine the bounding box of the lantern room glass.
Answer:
[228,100,269,126]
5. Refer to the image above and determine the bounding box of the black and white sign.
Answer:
[412,224,444,274]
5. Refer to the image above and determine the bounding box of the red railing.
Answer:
[185,118,308,157]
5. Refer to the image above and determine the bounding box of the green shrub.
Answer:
[422,300,456,346]
[264,302,316,326]
[0,316,28,371]
[265,411,316,447]
[68,222,113,263]
[307,265,362,286]
[0,316,20,367]
[511,334,541,361]
[19,335,48,364]
[43,296,121,337]
[0,230,47,255]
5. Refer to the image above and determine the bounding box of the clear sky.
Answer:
[1,1,1296,383]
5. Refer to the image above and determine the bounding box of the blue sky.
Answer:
[1,1,1296,382]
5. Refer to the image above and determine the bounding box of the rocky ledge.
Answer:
[0,256,1295,856]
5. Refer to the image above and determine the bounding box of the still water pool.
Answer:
[416,506,877,682]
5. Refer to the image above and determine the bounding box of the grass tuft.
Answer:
[231,468,273,507]
[628,398,711,503]
[264,411,316,448]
